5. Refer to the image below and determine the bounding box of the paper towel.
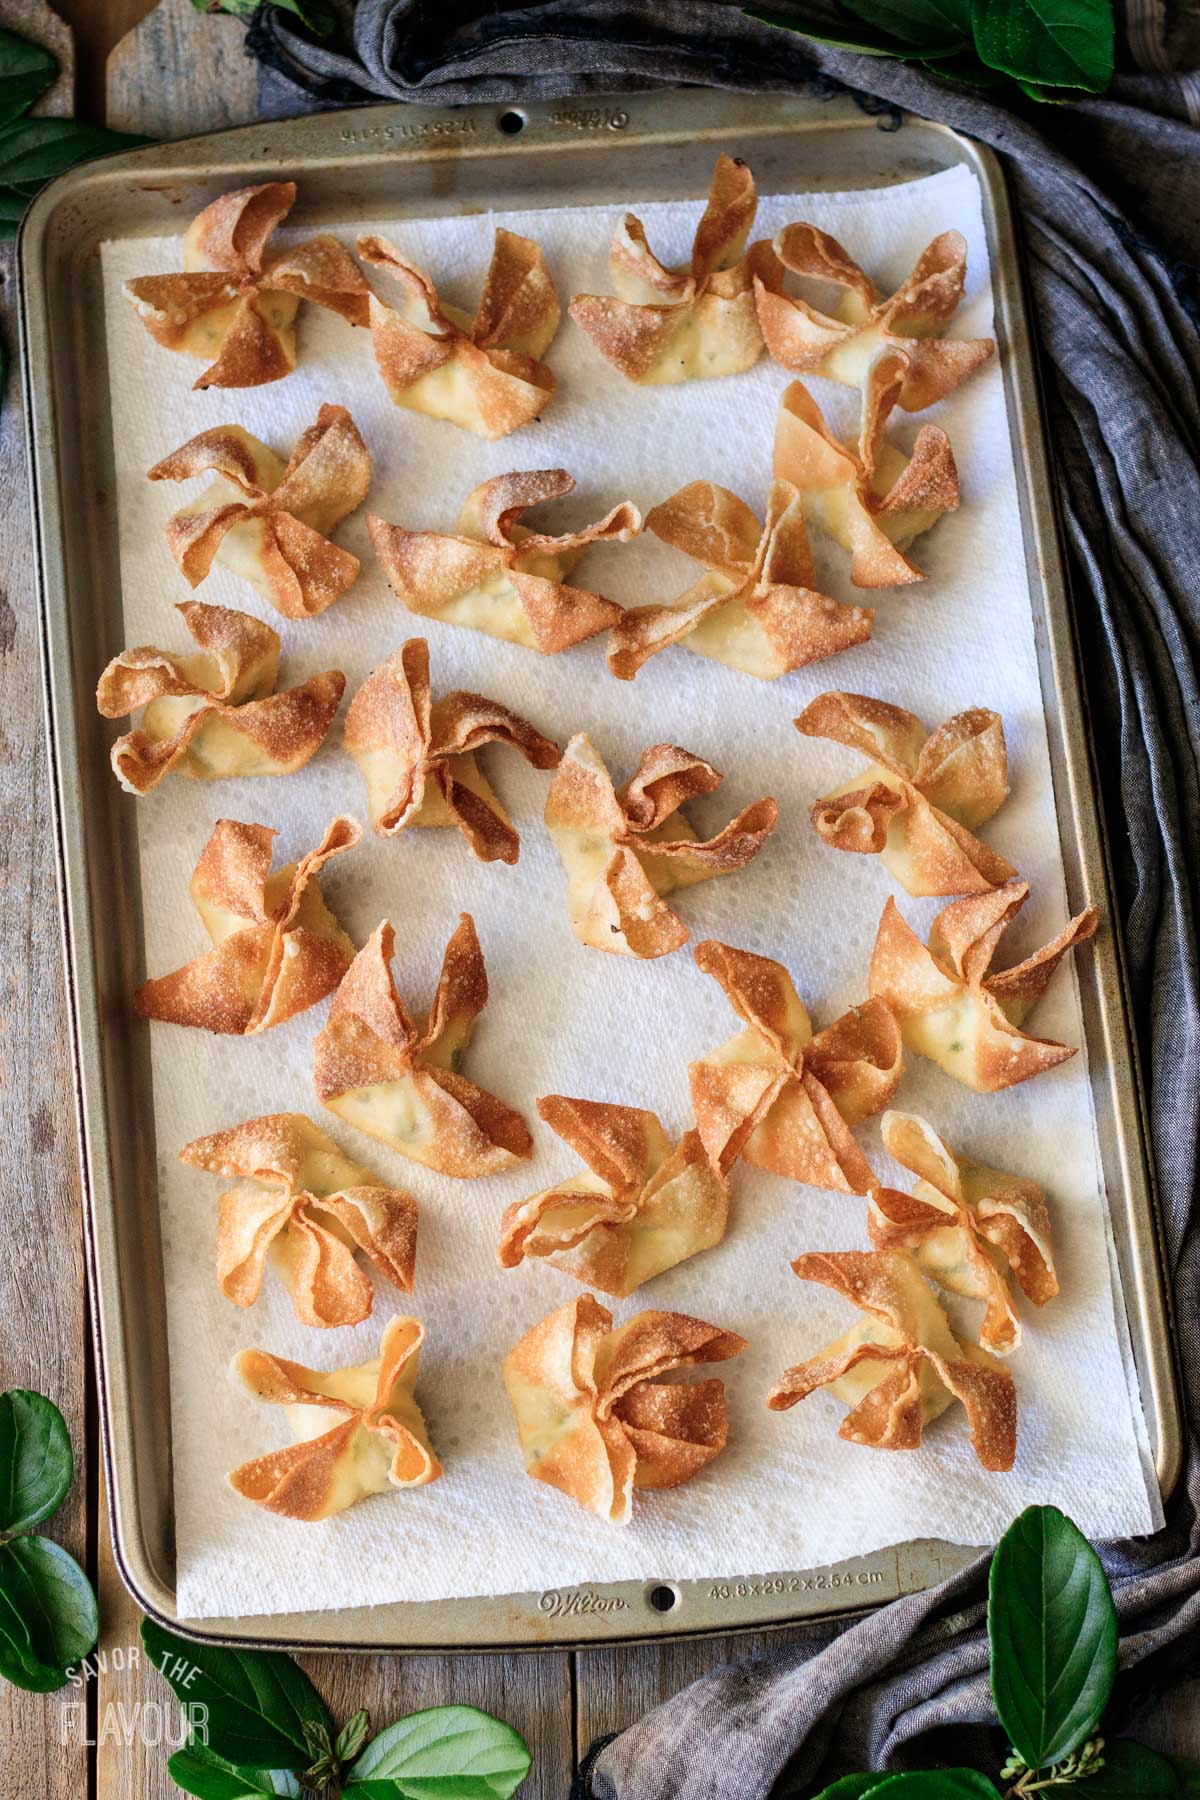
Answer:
[98,165,1160,1623]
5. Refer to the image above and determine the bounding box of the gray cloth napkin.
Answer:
[248,5,1200,1795]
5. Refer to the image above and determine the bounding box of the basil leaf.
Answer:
[0,27,56,132]
[347,1705,532,1799]
[337,1709,372,1764]
[970,0,1113,91]
[1078,1742,1181,1797]
[988,1505,1118,1770]
[0,1574,72,1691]
[0,1390,73,1534]
[840,0,971,52]
[867,1777,1003,1800]
[0,117,151,185]
[810,1778,893,1800]
[0,1535,98,1684]
[168,1742,301,1798]
[142,1618,332,1770]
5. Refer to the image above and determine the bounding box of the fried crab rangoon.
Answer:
[794,689,1014,897]
[773,361,959,587]
[135,814,360,1035]
[498,1095,729,1297]
[766,1249,1017,1470]
[570,154,772,384]
[868,1111,1056,1356]
[97,602,344,794]
[369,469,640,655]
[313,915,532,1177]
[149,403,371,620]
[229,1316,441,1520]
[181,1112,418,1329]
[545,735,778,958]
[869,881,1100,1091]
[343,637,559,863]
[123,181,369,389]
[607,480,872,682]
[504,1295,747,1522]
[357,228,560,437]
[689,939,902,1194]
[754,225,994,409]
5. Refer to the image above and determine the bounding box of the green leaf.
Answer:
[921,50,1010,83]
[0,1536,99,1686]
[346,1705,532,1799]
[338,1710,372,1765]
[0,1575,72,1691]
[0,1390,73,1534]
[168,1742,301,1798]
[0,27,56,132]
[840,0,971,52]
[1172,1759,1200,1798]
[970,0,1114,91]
[0,117,151,185]
[142,1618,333,1771]
[811,1779,893,1800]
[1079,1742,1181,1798]
[864,1777,1002,1800]
[988,1505,1118,1770]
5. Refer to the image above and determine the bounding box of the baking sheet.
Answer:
[98,163,1160,1623]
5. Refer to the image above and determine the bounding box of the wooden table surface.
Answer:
[0,3,810,1792]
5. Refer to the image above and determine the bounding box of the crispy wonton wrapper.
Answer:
[149,403,371,620]
[498,1095,729,1297]
[135,814,360,1035]
[504,1294,747,1522]
[795,690,1014,897]
[124,182,369,390]
[343,637,560,862]
[229,1316,441,1520]
[570,154,772,385]
[869,881,1100,1091]
[313,915,532,1177]
[357,229,560,438]
[773,361,959,587]
[545,735,778,958]
[608,481,872,681]
[689,938,902,1193]
[370,469,640,655]
[181,1111,418,1329]
[868,1110,1056,1355]
[754,225,994,410]
[96,601,344,794]
[766,1249,1016,1470]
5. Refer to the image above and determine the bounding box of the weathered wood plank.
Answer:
[0,8,87,1794]
[106,0,258,138]
[95,1473,175,1799]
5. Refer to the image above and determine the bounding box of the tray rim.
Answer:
[17,86,1182,1654]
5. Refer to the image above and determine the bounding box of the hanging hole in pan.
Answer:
[497,110,527,136]
[646,1582,680,1614]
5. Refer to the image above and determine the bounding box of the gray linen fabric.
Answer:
[247,5,1200,1795]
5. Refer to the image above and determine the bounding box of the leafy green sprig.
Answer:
[0,1389,99,1691]
[747,0,1115,103]
[144,1616,532,1798]
[190,0,337,37]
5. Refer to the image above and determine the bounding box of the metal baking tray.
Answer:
[19,87,1181,1652]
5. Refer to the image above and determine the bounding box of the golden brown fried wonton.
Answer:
[794,689,1014,897]
[689,938,902,1193]
[149,403,371,620]
[181,1111,418,1329]
[504,1294,747,1522]
[357,228,560,438]
[96,601,344,794]
[498,1095,729,1297]
[766,1249,1016,1469]
[570,154,772,384]
[869,882,1100,1091]
[123,182,369,390]
[343,637,560,862]
[773,362,959,587]
[135,814,360,1035]
[545,735,778,958]
[313,915,532,1177]
[229,1315,441,1520]
[754,225,994,409]
[868,1110,1056,1355]
[608,481,872,681]
[369,469,640,654]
